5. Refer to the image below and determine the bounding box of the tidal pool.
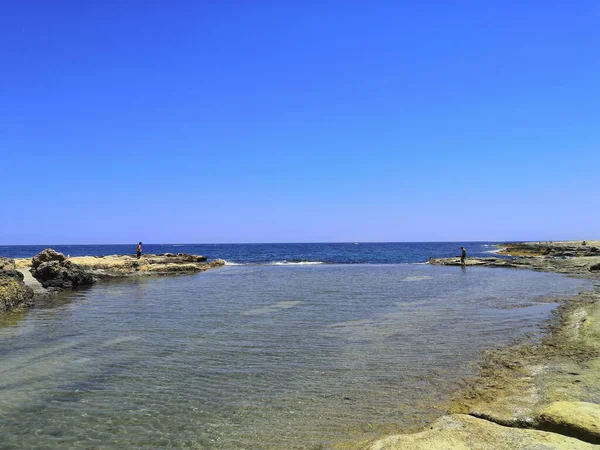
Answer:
[0,264,590,449]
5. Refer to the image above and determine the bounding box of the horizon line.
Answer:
[0,239,577,247]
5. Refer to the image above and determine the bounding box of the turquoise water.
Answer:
[0,264,590,449]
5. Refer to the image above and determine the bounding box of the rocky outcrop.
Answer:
[428,255,600,275]
[159,253,208,262]
[500,241,600,258]
[51,253,224,279]
[29,249,95,290]
[1,250,223,313]
[31,248,66,269]
[0,257,35,312]
[31,260,96,290]
[1,269,25,281]
[0,273,34,312]
[23,250,224,288]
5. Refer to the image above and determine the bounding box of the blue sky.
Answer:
[2,1,599,244]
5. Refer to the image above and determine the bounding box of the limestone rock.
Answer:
[0,257,16,270]
[536,402,600,444]
[367,414,596,450]
[0,275,34,312]
[31,248,66,269]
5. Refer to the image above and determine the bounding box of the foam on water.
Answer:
[273,260,324,265]
[222,259,244,266]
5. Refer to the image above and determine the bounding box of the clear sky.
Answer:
[2,1,599,244]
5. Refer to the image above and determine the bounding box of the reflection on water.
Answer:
[0,309,28,331]
[0,265,591,449]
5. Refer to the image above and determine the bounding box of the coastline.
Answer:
[361,241,600,449]
[2,242,599,448]
[1,249,225,312]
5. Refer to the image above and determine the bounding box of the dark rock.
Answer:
[589,263,600,272]
[31,248,66,269]
[31,260,95,289]
[0,269,25,281]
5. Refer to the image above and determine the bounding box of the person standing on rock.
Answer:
[136,242,143,259]
[460,246,466,266]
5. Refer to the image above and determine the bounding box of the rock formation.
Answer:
[0,258,34,312]
[30,249,95,290]
[31,248,66,269]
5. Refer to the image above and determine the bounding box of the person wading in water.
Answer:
[460,246,466,266]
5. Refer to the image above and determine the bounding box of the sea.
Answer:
[0,241,506,264]
[0,242,592,449]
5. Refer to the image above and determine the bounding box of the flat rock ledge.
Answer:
[2,249,225,312]
[428,255,600,275]
[57,253,225,280]
[367,411,597,450]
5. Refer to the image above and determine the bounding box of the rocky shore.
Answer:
[0,248,225,312]
[363,241,600,449]
[428,241,600,276]
[0,257,34,312]
[3,242,599,448]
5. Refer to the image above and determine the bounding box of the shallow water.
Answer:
[0,264,591,449]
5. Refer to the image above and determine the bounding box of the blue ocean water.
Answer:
[0,241,507,264]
